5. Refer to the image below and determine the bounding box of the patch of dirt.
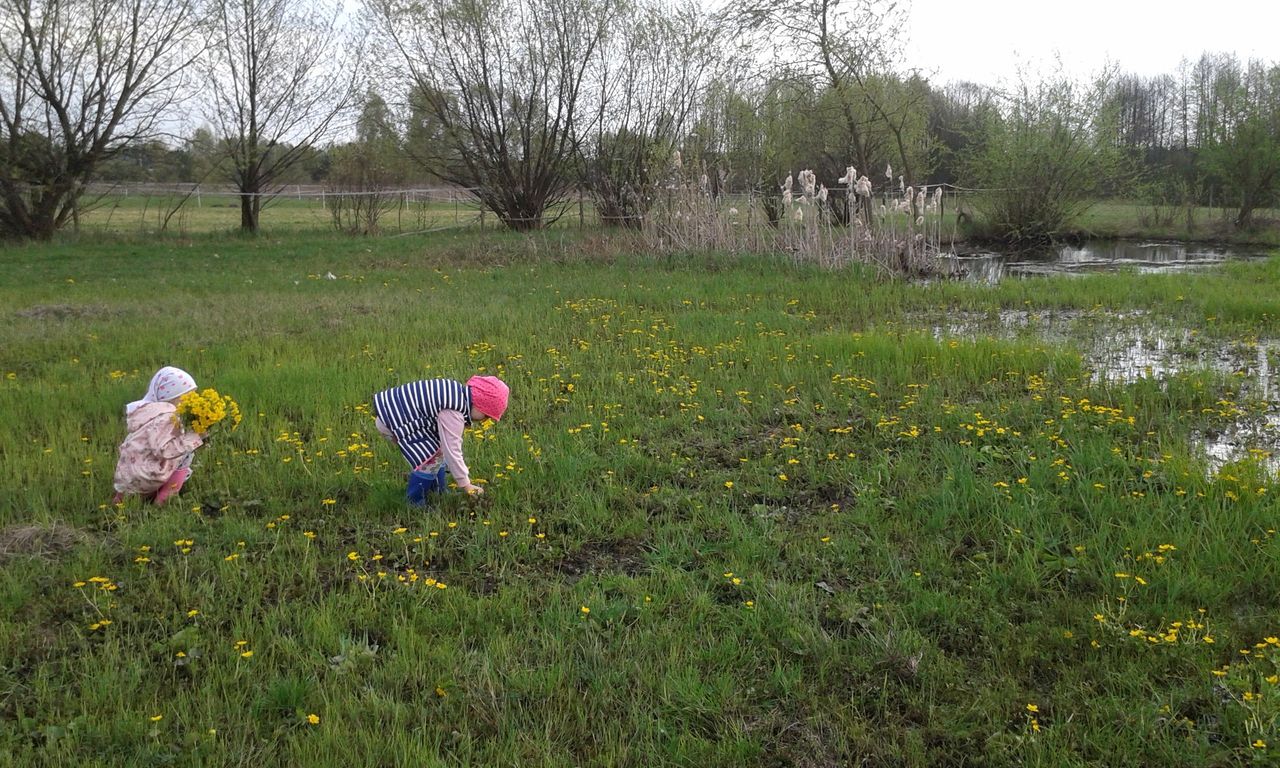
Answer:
[0,523,89,563]
[554,537,650,582]
[749,711,845,768]
[14,304,109,320]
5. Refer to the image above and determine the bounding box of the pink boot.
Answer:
[153,468,191,505]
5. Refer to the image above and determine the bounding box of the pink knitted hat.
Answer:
[467,375,509,421]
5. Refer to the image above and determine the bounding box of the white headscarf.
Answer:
[126,366,197,415]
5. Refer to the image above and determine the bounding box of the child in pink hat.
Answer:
[372,375,509,503]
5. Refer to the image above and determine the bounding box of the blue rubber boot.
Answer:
[406,467,450,505]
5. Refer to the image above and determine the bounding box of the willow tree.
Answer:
[577,0,721,228]
[370,0,617,230]
[962,71,1129,244]
[202,0,357,233]
[732,0,929,189]
[1201,59,1280,229]
[0,0,204,239]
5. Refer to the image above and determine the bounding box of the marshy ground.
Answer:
[2,231,1278,766]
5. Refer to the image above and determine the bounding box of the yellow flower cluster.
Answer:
[176,388,242,434]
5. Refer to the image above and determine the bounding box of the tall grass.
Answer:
[642,160,954,275]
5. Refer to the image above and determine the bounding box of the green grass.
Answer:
[2,231,1279,766]
[75,191,1280,249]
[76,193,599,236]
[1063,200,1280,245]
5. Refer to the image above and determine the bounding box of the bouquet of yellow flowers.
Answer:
[175,388,242,434]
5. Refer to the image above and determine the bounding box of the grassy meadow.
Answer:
[1,230,1279,766]
[77,193,574,236]
[73,189,1280,249]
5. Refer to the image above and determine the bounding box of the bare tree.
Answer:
[0,0,204,239]
[578,0,720,229]
[202,0,357,233]
[370,0,617,231]
[326,90,404,235]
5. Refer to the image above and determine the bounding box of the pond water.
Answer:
[939,240,1270,282]
[920,309,1280,475]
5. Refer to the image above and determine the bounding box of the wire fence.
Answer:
[75,183,493,235]
[65,181,1258,237]
[70,181,988,236]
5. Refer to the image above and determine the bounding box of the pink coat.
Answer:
[113,402,204,494]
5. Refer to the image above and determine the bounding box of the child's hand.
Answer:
[463,484,484,496]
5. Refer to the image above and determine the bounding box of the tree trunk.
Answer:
[240,194,259,232]
[1234,198,1255,229]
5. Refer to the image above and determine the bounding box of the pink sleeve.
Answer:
[436,410,470,487]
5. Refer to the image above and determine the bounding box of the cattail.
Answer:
[817,185,828,203]
[781,174,793,193]
[799,169,816,197]
[837,166,856,185]
[904,185,914,202]
[729,207,739,215]
[885,163,893,180]
[672,151,682,169]
[783,188,792,207]
[856,176,872,198]
[915,216,924,227]
[793,207,804,222]
[898,176,905,192]
[699,174,708,190]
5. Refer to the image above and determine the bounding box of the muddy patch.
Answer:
[14,304,111,320]
[0,523,89,563]
[554,537,650,582]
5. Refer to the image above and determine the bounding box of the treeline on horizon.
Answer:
[2,0,1278,240]
[102,52,1275,196]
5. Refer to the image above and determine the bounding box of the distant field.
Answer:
[76,191,596,235]
[71,188,1280,249]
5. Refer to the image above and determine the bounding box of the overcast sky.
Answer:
[904,0,1275,86]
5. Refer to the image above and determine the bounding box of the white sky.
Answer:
[905,0,1276,86]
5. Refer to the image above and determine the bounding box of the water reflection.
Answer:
[921,308,1280,475]
[1196,341,1280,476]
[938,240,1267,282]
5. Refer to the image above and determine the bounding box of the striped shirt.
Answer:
[372,379,472,468]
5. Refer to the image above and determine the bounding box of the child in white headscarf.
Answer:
[111,366,205,504]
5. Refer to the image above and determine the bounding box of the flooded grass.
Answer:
[913,306,1280,476]
[941,239,1271,282]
